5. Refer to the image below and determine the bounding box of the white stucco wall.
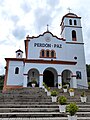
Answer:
[27,33,66,60]
[7,61,24,86]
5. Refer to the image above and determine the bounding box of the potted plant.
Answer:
[44,84,48,92]
[80,91,87,103]
[31,80,37,87]
[66,83,70,89]
[42,82,45,89]
[47,87,51,96]
[69,88,74,96]
[67,102,78,120]
[51,90,58,102]
[63,85,67,92]
[58,96,67,113]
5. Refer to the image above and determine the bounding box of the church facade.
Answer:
[3,12,88,91]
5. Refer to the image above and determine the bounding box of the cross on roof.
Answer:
[47,24,49,31]
[67,7,71,13]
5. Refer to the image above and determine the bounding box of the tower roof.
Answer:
[16,49,23,53]
[63,13,79,18]
[60,13,81,26]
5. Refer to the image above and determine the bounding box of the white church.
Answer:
[3,12,88,91]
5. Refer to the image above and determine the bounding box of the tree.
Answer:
[86,64,90,82]
[0,75,4,90]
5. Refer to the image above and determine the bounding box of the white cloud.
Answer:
[0,0,90,75]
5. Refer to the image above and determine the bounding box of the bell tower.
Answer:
[16,49,23,58]
[60,13,83,43]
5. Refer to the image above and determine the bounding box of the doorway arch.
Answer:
[27,68,39,87]
[62,69,73,87]
[43,67,58,87]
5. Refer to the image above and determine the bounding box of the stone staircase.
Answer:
[0,88,90,119]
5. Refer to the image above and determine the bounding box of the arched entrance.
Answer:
[62,70,73,87]
[27,68,39,87]
[43,68,58,87]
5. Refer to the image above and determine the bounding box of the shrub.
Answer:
[63,85,67,89]
[31,80,37,84]
[58,96,67,105]
[51,90,58,96]
[81,91,86,97]
[44,84,48,89]
[88,82,90,89]
[47,87,50,91]
[67,102,78,116]
[43,82,45,86]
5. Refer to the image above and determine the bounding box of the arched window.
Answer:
[51,51,54,58]
[69,19,72,25]
[15,67,19,74]
[46,50,49,57]
[40,49,45,57]
[72,30,77,41]
[40,49,56,58]
[74,20,77,25]
[41,50,44,57]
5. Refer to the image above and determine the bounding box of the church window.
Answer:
[40,49,45,57]
[41,50,44,57]
[74,20,77,25]
[51,50,56,58]
[51,51,54,58]
[69,19,72,25]
[74,56,77,60]
[72,30,77,41]
[15,67,19,74]
[46,50,49,57]
[76,71,81,79]
[40,49,56,58]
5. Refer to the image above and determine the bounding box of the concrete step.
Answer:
[0,107,90,113]
[0,99,51,102]
[0,104,58,108]
[0,104,90,108]
[0,102,57,105]
[0,88,90,119]
[1,117,90,120]
[0,108,59,113]
[0,112,90,118]
[1,101,90,105]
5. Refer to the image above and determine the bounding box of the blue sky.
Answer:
[0,0,90,75]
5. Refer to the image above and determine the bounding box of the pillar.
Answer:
[58,75,62,89]
[23,74,28,87]
[39,74,43,88]
[72,76,77,88]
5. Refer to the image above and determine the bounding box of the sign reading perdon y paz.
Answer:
[34,43,62,48]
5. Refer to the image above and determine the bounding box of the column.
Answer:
[23,74,28,87]
[39,74,43,88]
[58,75,62,89]
[72,77,77,88]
